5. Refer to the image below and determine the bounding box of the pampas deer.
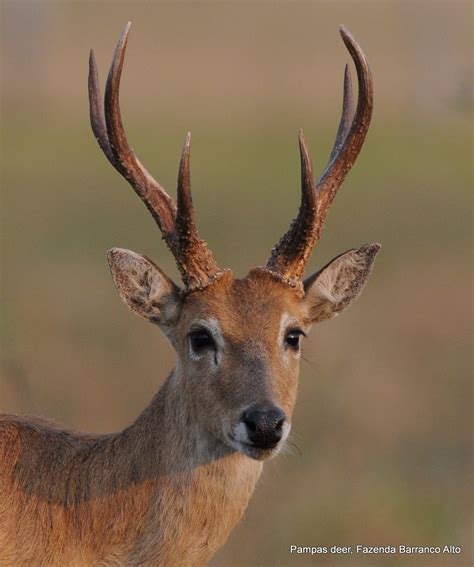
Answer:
[0,23,378,566]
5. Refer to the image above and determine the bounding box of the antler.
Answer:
[266,25,373,284]
[88,22,223,290]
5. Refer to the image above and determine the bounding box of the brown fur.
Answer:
[0,247,378,565]
[0,376,261,565]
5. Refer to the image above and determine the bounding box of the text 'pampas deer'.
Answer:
[0,23,378,566]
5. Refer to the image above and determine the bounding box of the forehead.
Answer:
[180,270,304,337]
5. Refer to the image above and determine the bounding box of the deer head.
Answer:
[88,23,379,462]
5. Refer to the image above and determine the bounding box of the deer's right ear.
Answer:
[107,248,181,326]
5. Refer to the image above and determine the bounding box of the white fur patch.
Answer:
[280,420,291,445]
[232,421,250,444]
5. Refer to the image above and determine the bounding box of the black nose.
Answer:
[242,405,286,449]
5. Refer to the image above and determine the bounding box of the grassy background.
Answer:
[1,2,472,566]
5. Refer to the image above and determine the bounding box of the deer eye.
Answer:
[285,329,305,350]
[189,330,215,353]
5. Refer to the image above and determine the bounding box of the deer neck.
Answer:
[104,368,263,563]
[4,369,262,566]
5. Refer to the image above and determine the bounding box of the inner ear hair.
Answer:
[303,243,380,324]
[107,248,181,325]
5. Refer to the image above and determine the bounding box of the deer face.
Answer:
[107,244,379,461]
[174,270,303,460]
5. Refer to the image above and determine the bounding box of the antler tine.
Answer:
[176,132,194,246]
[88,50,116,166]
[265,26,373,283]
[315,25,373,216]
[328,64,355,163]
[102,22,177,243]
[175,133,222,288]
[89,23,223,290]
[265,130,316,278]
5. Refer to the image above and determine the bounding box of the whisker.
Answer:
[284,436,303,457]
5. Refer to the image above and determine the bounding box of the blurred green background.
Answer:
[1,2,471,566]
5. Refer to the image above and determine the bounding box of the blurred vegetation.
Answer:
[1,2,472,566]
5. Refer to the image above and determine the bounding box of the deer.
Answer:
[0,22,378,566]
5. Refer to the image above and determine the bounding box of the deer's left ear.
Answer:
[303,243,380,324]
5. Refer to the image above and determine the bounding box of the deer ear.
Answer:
[107,248,181,327]
[303,243,380,325]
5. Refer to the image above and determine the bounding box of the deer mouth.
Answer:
[227,433,283,461]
